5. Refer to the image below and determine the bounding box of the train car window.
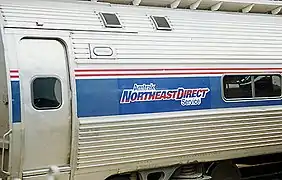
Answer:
[223,75,252,99]
[254,75,281,98]
[223,74,282,100]
[151,16,172,31]
[100,12,122,28]
[31,77,62,110]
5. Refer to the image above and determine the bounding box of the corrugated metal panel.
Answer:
[1,0,282,32]
[0,0,154,32]
[71,17,282,63]
[66,3,282,63]
[0,2,104,30]
[77,108,282,171]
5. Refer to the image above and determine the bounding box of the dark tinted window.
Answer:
[223,74,282,100]
[223,75,252,99]
[151,16,172,30]
[32,77,62,110]
[254,75,281,97]
[100,13,121,27]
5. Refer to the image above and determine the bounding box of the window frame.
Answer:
[30,76,63,111]
[99,12,122,28]
[150,15,172,31]
[222,73,282,102]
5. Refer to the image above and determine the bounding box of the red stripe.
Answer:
[74,68,282,73]
[10,70,19,73]
[10,76,19,78]
[75,71,282,77]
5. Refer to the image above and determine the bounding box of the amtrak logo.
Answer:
[120,83,210,106]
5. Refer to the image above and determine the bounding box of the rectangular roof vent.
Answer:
[100,12,122,28]
[151,16,172,31]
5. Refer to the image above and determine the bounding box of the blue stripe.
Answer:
[11,81,21,123]
[76,77,282,118]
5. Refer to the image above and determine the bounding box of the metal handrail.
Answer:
[1,129,12,176]
[47,166,60,180]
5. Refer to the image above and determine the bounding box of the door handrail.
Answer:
[1,129,12,176]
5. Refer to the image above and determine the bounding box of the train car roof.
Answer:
[1,0,282,15]
[83,0,282,15]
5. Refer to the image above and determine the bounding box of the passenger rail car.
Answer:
[0,0,282,179]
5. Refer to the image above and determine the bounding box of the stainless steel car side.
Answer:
[0,0,282,180]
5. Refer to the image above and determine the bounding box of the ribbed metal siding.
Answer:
[71,30,282,63]
[70,9,282,63]
[2,1,282,64]
[0,4,103,30]
[77,109,282,170]
[0,1,154,32]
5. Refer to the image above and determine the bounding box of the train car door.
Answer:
[18,38,71,171]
